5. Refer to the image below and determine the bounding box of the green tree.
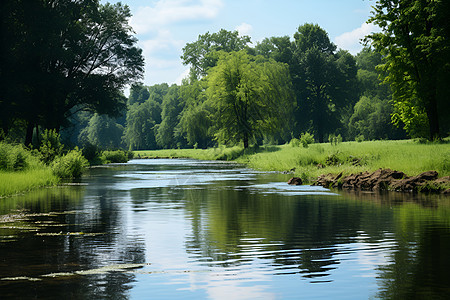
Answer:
[123,100,161,150]
[181,29,251,79]
[79,114,124,149]
[255,36,294,65]
[156,85,184,148]
[0,0,144,144]
[367,0,450,138]
[291,24,358,142]
[176,79,212,148]
[128,84,150,106]
[349,95,405,140]
[206,51,294,148]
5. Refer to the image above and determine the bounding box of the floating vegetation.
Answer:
[1,263,151,283]
[35,232,106,237]
[1,276,42,282]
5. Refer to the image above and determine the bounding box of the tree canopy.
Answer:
[367,0,450,138]
[181,29,251,80]
[0,0,144,144]
[207,51,294,148]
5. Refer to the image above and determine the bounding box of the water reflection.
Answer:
[1,159,449,299]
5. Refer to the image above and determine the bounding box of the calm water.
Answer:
[1,159,449,299]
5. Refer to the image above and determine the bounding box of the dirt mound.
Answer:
[314,169,448,194]
[287,177,303,185]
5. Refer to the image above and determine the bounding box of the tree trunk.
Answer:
[25,122,34,146]
[243,131,249,149]
[426,93,440,139]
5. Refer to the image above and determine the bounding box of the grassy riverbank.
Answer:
[135,139,450,183]
[0,169,59,197]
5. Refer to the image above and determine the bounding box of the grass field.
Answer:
[135,140,450,183]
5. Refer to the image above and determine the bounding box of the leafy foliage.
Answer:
[1,0,144,143]
[38,129,64,165]
[206,51,294,148]
[366,0,450,138]
[51,148,89,179]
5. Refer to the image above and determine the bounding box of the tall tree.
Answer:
[367,0,450,138]
[207,51,294,148]
[181,29,251,80]
[123,99,161,150]
[156,85,184,149]
[291,24,358,142]
[0,0,144,144]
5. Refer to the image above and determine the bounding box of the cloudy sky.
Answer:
[113,0,378,86]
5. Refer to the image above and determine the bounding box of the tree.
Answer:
[255,36,294,65]
[79,114,124,149]
[181,29,251,80]
[291,24,358,142]
[176,79,212,148]
[367,0,450,138]
[156,85,184,148]
[0,0,144,144]
[128,84,150,106]
[123,100,161,150]
[206,51,294,148]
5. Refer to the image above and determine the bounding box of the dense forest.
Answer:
[1,0,449,152]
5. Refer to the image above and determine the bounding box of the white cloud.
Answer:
[139,29,184,57]
[334,22,379,54]
[130,0,224,35]
[129,0,224,85]
[235,22,253,37]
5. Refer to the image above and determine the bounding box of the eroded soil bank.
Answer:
[312,169,450,194]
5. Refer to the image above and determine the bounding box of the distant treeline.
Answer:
[61,25,408,150]
[1,0,449,150]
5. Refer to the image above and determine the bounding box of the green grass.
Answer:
[135,140,450,183]
[0,168,59,197]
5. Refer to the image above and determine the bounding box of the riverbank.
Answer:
[0,169,59,197]
[134,139,450,193]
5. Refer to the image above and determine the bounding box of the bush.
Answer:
[355,134,365,143]
[289,138,301,147]
[81,142,104,165]
[38,129,64,164]
[329,134,342,146]
[101,150,130,163]
[51,148,89,179]
[299,132,315,148]
[0,142,40,171]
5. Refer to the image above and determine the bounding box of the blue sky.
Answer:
[115,0,378,86]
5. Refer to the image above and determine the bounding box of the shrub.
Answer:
[289,138,301,147]
[299,132,314,148]
[355,134,365,143]
[329,133,342,146]
[38,129,64,164]
[51,148,89,179]
[82,142,101,163]
[101,150,130,163]
[0,142,40,171]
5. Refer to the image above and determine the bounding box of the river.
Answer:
[0,159,449,299]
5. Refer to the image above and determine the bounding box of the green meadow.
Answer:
[135,139,450,183]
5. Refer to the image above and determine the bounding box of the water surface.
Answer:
[1,159,449,299]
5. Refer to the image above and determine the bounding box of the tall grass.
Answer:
[0,141,59,197]
[0,169,59,197]
[238,140,450,182]
[135,140,450,183]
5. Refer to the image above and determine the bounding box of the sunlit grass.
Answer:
[135,140,450,183]
[0,168,59,197]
